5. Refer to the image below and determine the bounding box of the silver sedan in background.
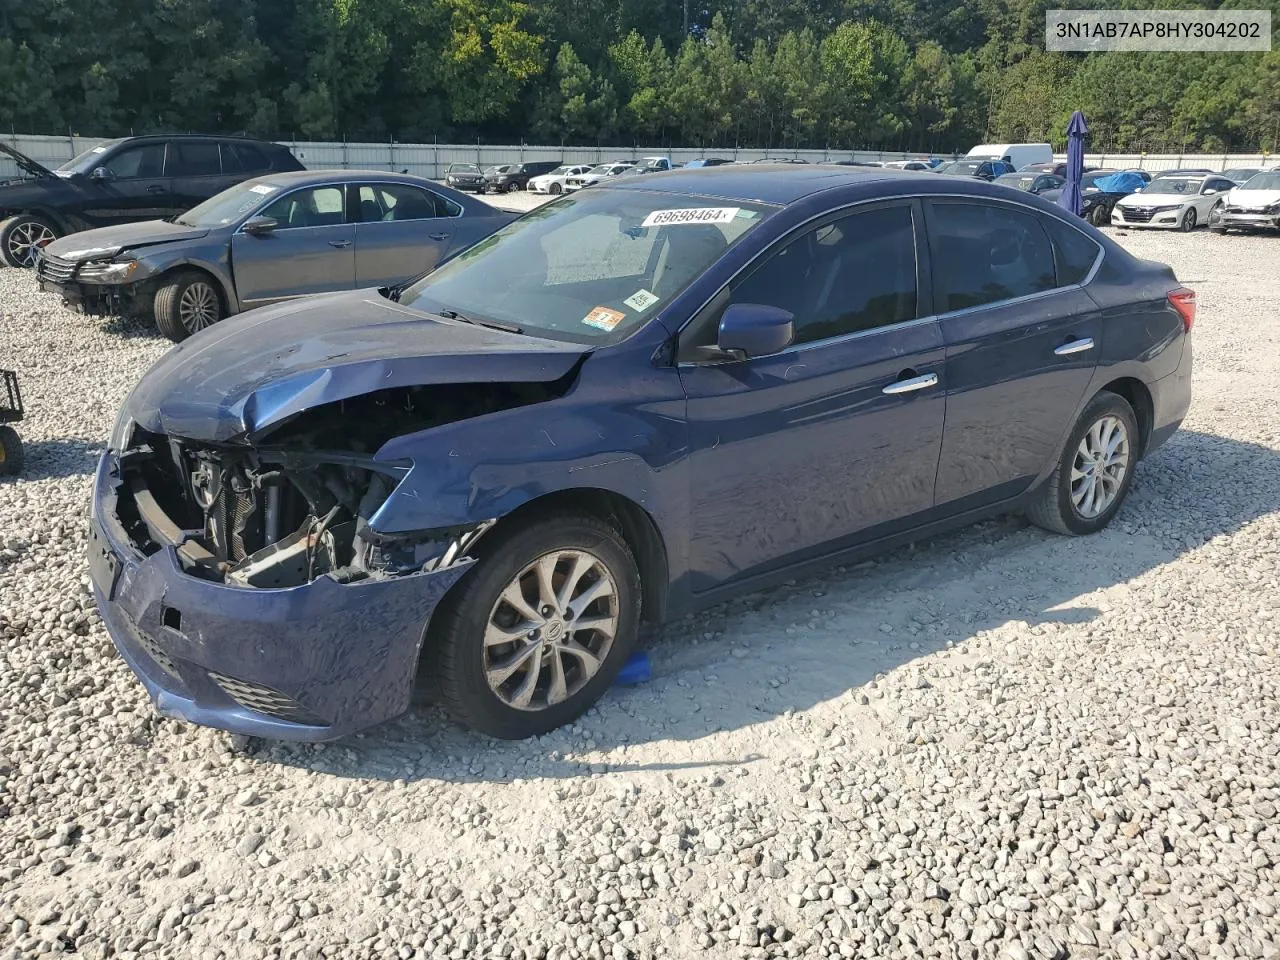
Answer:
[35,171,515,341]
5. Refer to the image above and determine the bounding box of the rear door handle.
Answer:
[428,232,450,241]
[328,239,353,249]
[1054,337,1095,356]
[146,185,166,194]
[882,372,938,395]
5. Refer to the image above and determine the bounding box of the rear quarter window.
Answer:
[1041,215,1101,286]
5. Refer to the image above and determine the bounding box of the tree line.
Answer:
[1,0,1278,154]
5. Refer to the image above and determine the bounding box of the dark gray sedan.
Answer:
[36,171,515,341]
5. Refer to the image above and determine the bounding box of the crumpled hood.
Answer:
[1226,188,1280,208]
[43,220,211,262]
[124,289,589,444]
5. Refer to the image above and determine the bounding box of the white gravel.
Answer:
[2,222,1279,960]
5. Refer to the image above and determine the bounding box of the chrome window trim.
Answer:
[672,190,1104,364]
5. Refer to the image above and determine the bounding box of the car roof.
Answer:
[114,134,284,146]
[245,169,437,187]
[601,164,967,205]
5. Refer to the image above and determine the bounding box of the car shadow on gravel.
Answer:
[255,428,1278,783]
[1,437,101,481]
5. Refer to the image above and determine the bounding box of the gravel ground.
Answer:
[1,222,1278,960]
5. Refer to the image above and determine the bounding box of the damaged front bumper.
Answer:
[37,254,143,316]
[88,447,482,740]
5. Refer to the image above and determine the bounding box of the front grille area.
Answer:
[1119,206,1156,223]
[122,614,180,678]
[36,253,77,283]
[207,671,324,725]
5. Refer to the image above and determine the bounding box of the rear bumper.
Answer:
[1146,335,1193,456]
[89,452,469,741]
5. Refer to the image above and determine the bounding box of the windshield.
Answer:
[548,165,573,175]
[1241,172,1280,190]
[943,161,986,175]
[995,174,1037,190]
[175,180,277,227]
[636,158,667,170]
[1142,178,1202,195]
[397,189,774,343]
[448,164,480,174]
[56,140,122,175]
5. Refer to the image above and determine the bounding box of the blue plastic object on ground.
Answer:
[614,651,651,686]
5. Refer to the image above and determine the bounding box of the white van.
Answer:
[967,143,1053,171]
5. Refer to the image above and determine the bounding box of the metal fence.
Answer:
[3,132,1276,181]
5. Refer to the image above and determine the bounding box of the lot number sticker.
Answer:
[582,306,626,331]
[623,289,660,312]
[642,207,740,227]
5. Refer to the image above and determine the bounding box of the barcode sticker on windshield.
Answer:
[642,207,740,227]
[249,183,278,195]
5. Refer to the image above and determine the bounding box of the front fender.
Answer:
[367,353,690,554]
[137,243,238,312]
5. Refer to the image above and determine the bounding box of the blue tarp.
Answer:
[1091,171,1146,195]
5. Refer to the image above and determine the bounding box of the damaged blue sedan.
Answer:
[90,166,1194,740]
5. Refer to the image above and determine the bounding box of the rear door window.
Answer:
[928,201,1058,311]
[168,142,222,177]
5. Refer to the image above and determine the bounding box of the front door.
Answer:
[677,201,946,592]
[350,182,456,288]
[231,183,356,305]
[925,199,1104,508]
[77,141,171,226]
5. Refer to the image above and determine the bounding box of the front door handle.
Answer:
[882,372,939,395]
[1054,337,1095,356]
[328,239,353,249]
[147,185,166,194]
[428,232,450,241]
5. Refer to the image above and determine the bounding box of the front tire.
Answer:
[0,215,59,268]
[0,425,24,476]
[1027,391,1139,536]
[1179,207,1197,232]
[506,182,521,193]
[153,271,224,342]
[426,513,642,739]
[549,183,563,195]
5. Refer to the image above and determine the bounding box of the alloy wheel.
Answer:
[483,549,619,711]
[1070,415,1130,519]
[1181,207,1197,232]
[6,220,55,267]
[178,281,219,333]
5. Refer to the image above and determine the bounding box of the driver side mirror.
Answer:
[241,215,278,236]
[1203,188,1217,195]
[89,166,113,182]
[717,303,795,360]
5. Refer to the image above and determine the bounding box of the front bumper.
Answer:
[1110,206,1186,229]
[38,277,139,315]
[89,452,470,741]
[1216,211,1280,230]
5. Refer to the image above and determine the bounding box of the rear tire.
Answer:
[1027,391,1139,536]
[425,513,641,739]
[0,214,59,268]
[0,425,24,476]
[153,271,224,342]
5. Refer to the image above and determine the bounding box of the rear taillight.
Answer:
[1168,287,1196,333]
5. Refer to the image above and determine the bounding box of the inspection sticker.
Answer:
[583,306,626,331]
[623,289,660,312]
[641,206,740,227]
[249,183,279,195]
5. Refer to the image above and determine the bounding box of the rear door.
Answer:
[230,183,356,305]
[166,140,236,212]
[79,141,171,225]
[926,198,1104,509]
[351,182,458,288]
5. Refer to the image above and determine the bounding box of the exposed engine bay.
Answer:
[105,382,573,588]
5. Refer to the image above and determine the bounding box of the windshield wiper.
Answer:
[436,309,523,335]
